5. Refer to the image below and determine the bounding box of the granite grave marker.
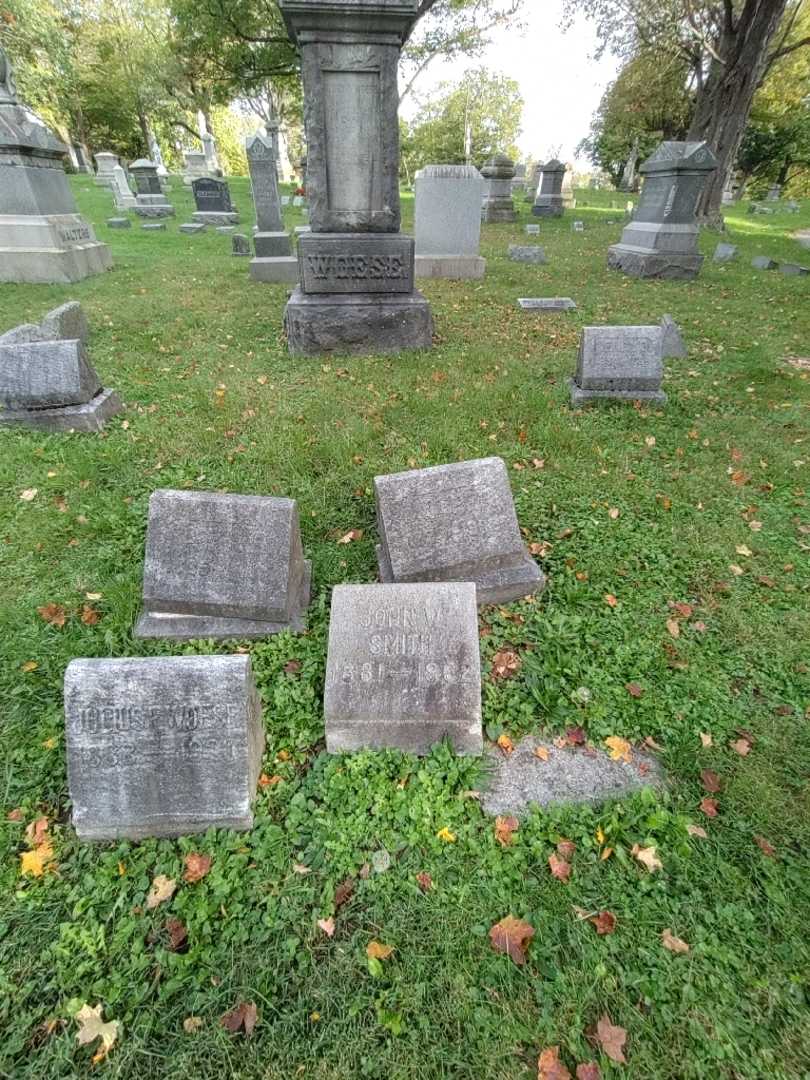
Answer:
[569,325,666,406]
[414,164,485,279]
[131,159,175,218]
[192,177,239,226]
[532,159,566,218]
[480,154,517,223]
[508,245,547,264]
[245,130,297,283]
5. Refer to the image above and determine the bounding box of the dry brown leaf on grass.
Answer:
[75,1004,120,1063]
[557,839,577,860]
[631,844,662,872]
[146,874,176,910]
[700,798,719,818]
[730,737,752,756]
[699,732,713,748]
[337,529,363,544]
[317,917,335,937]
[80,604,101,626]
[366,940,395,960]
[334,878,354,909]
[625,682,644,698]
[661,928,690,954]
[755,836,776,857]
[183,1016,203,1034]
[537,1046,572,1079]
[416,871,433,892]
[183,853,212,883]
[221,1001,258,1037]
[687,824,708,839]
[548,853,572,882]
[701,770,723,793]
[575,1064,602,1080]
[492,648,521,680]
[595,1015,627,1064]
[37,603,67,628]
[489,915,535,966]
[495,815,520,847]
[591,911,617,936]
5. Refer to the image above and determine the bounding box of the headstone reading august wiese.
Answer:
[278,0,432,356]
[135,489,311,640]
[245,130,297,283]
[414,165,485,279]
[65,655,265,840]
[374,457,544,605]
[569,325,667,406]
[0,45,112,283]
[608,141,717,280]
[192,177,239,226]
[324,583,482,755]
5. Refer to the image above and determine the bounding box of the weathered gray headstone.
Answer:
[780,262,810,276]
[573,220,585,232]
[608,141,717,280]
[660,314,687,358]
[182,149,209,186]
[107,217,131,229]
[713,242,737,262]
[569,325,666,406]
[508,245,547,264]
[525,224,540,236]
[131,160,175,218]
[64,655,265,840]
[752,255,778,270]
[324,583,482,755]
[561,167,576,209]
[110,164,136,210]
[414,165,485,279]
[135,489,312,640]
[518,297,576,311]
[278,0,432,356]
[93,152,119,187]
[766,184,781,201]
[180,222,206,235]
[0,45,112,283]
[40,301,89,344]
[480,154,517,223]
[374,457,544,605]
[245,130,297,283]
[141,222,167,231]
[232,233,251,256]
[532,159,566,218]
[192,177,239,226]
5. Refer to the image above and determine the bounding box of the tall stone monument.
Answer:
[607,141,717,280]
[532,159,566,217]
[480,155,517,222]
[278,0,433,356]
[414,165,485,279]
[246,131,297,283]
[0,46,112,284]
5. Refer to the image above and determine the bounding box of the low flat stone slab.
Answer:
[524,224,540,236]
[64,655,265,840]
[193,211,240,227]
[324,583,482,756]
[232,234,251,256]
[518,298,576,311]
[481,736,664,817]
[508,245,547,264]
[0,387,123,433]
[107,217,131,229]
[180,223,206,235]
[142,223,167,231]
[752,256,778,270]
[573,221,585,232]
[216,226,235,234]
[713,242,737,262]
[780,262,809,276]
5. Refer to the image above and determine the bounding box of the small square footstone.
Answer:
[518,298,576,311]
[525,224,540,236]
[232,234,251,256]
[480,737,664,818]
[324,583,482,756]
[180,223,206,235]
[569,325,666,406]
[573,221,585,232]
[508,245,547,264]
[713,242,737,262]
[142,222,166,231]
[375,457,544,606]
[216,225,235,234]
[107,217,131,229]
[135,489,311,640]
[64,655,265,840]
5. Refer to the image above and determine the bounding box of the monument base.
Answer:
[607,243,704,280]
[135,562,312,641]
[415,255,486,280]
[376,543,545,607]
[568,378,667,407]
[254,231,293,257]
[284,289,433,356]
[482,209,517,223]
[134,205,175,219]
[0,387,123,432]
[250,257,299,284]
[532,203,564,218]
[192,211,240,226]
[0,212,113,283]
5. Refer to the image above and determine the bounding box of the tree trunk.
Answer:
[689,0,789,223]
[137,109,151,157]
[777,156,791,185]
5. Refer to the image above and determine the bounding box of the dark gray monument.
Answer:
[192,177,239,226]
[0,45,112,283]
[480,155,517,223]
[135,489,311,640]
[246,131,297,283]
[0,303,122,432]
[532,159,566,218]
[374,457,545,605]
[130,159,175,219]
[607,142,718,280]
[278,0,433,356]
[568,325,667,406]
[324,583,483,755]
[64,655,266,840]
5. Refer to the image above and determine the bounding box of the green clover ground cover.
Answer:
[0,177,808,1078]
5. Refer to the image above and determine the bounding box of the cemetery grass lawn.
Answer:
[1,177,809,1080]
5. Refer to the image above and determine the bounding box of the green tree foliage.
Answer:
[578,51,693,186]
[400,67,523,181]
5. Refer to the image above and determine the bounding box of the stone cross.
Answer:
[246,132,283,233]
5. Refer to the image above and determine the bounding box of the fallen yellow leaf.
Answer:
[632,844,663,872]
[604,736,633,764]
[366,940,395,960]
[436,827,456,843]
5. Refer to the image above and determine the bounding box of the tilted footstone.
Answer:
[752,255,778,270]
[374,457,544,606]
[713,242,737,262]
[480,737,664,818]
[324,583,482,755]
[608,141,717,280]
[780,261,810,276]
[279,0,432,356]
[135,489,311,640]
[518,298,576,311]
[569,325,666,406]
[107,217,131,229]
[232,233,251,256]
[180,222,206,235]
[660,314,687,358]
[509,245,547,264]
[64,655,265,840]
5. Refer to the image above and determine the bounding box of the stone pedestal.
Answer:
[608,141,717,281]
[480,155,517,223]
[532,159,566,217]
[414,165,485,280]
[0,47,112,284]
[279,0,432,356]
[246,131,297,283]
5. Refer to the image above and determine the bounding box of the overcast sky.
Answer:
[401,1,621,168]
